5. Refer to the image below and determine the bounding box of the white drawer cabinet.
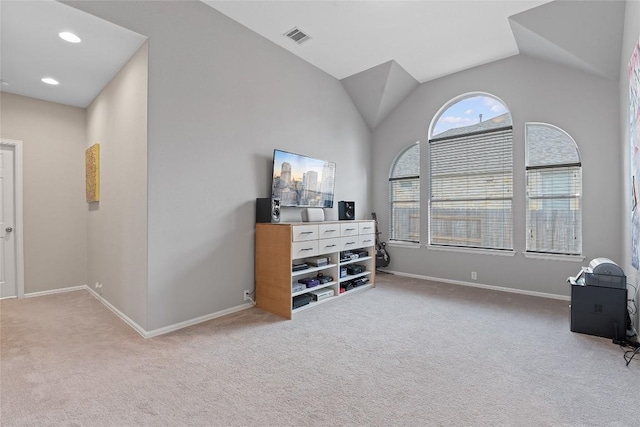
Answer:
[291,240,319,259]
[318,224,341,239]
[358,234,375,248]
[318,237,341,255]
[256,220,375,319]
[292,224,319,241]
[340,223,359,236]
[359,222,375,235]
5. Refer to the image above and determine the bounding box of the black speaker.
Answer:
[338,201,355,220]
[256,198,280,223]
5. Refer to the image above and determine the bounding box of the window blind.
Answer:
[389,177,420,242]
[389,144,420,243]
[429,127,513,250]
[525,123,582,255]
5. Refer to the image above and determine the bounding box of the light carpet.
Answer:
[1,274,638,426]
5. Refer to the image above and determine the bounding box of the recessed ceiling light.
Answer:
[41,77,59,85]
[59,31,81,43]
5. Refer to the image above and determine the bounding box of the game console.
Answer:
[298,277,320,288]
[346,265,366,275]
[340,251,359,262]
[340,281,354,292]
[352,277,369,288]
[292,283,307,293]
[305,256,329,267]
[292,294,312,309]
[308,288,335,302]
[292,263,309,272]
[316,274,333,284]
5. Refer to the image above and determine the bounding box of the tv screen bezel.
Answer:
[270,149,336,208]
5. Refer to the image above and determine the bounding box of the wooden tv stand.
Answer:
[255,220,376,319]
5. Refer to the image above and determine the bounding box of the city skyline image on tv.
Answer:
[271,149,336,208]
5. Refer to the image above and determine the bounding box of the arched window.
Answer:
[429,94,513,250]
[525,123,582,255]
[389,143,420,243]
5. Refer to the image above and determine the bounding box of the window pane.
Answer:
[391,144,420,178]
[429,126,513,250]
[389,177,419,242]
[430,200,512,249]
[525,123,581,255]
[389,144,420,243]
[526,197,582,254]
[526,123,580,167]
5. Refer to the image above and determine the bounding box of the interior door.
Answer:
[0,145,16,298]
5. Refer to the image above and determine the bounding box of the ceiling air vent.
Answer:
[284,27,311,45]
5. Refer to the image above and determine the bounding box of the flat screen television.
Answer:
[271,149,336,208]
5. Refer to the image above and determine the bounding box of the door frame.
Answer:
[0,139,24,298]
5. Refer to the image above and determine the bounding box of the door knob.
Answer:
[5,227,12,233]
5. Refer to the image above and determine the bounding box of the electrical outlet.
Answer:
[243,290,251,301]
[471,272,477,280]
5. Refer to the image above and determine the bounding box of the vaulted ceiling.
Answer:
[0,0,626,129]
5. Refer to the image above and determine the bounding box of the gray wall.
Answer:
[620,0,640,334]
[86,42,149,329]
[0,93,87,293]
[66,1,371,331]
[373,54,621,297]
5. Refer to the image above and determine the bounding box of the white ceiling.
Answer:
[0,1,625,110]
[204,0,552,82]
[0,0,146,108]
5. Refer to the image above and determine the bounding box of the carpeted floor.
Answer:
[1,274,638,426]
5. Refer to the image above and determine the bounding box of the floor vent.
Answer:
[284,27,311,44]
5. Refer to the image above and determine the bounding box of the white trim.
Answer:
[523,252,585,262]
[144,303,253,338]
[386,270,570,301]
[524,122,582,256]
[0,139,24,298]
[426,244,516,257]
[24,285,86,298]
[13,284,256,338]
[85,285,253,339]
[388,241,421,249]
[85,285,148,338]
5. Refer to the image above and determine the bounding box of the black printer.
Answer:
[568,258,628,341]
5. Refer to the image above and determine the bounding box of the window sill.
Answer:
[523,252,585,262]
[388,241,421,249]
[426,245,516,257]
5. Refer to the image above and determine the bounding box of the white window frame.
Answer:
[428,94,513,252]
[525,122,582,257]
[389,142,420,244]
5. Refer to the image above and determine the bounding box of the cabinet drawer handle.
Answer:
[300,231,314,234]
[362,239,372,243]
[345,228,356,231]
[325,244,336,248]
[346,241,356,245]
[362,226,372,230]
[325,229,337,232]
[300,247,314,251]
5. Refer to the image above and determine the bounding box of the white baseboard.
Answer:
[84,285,253,338]
[15,284,255,338]
[144,303,253,338]
[386,270,571,301]
[84,285,148,338]
[24,285,86,298]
